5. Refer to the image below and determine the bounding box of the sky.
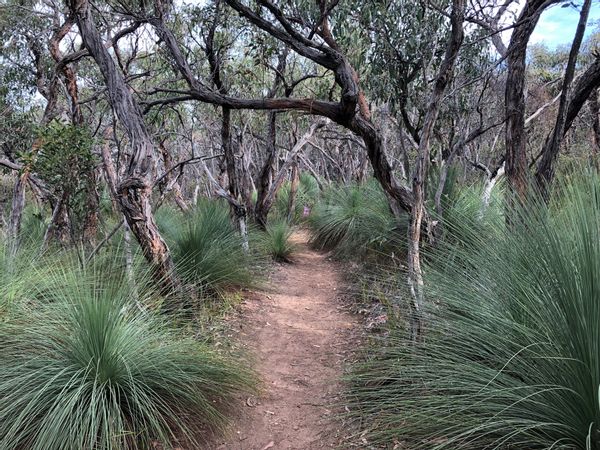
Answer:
[530,1,600,48]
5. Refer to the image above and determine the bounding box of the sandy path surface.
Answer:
[210,230,360,450]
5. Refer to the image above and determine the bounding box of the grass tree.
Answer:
[0,261,253,450]
[349,175,600,449]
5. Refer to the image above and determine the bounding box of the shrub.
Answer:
[309,180,407,258]
[273,172,320,223]
[0,237,62,316]
[19,205,49,247]
[167,199,254,293]
[260,219,295,262]
[347,177,600,449]
[0,270,252,450]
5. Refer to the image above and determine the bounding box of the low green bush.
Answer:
[347,176,600,449]
[165,200,254,293]
[260,219,295,262]
[0,269,252,450]
[308,180,407,258]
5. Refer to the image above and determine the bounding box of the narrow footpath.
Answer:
[211,231,360,450]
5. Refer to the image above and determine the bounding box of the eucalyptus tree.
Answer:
[107,0,479,337]
[502,0,600,203]
[0,0,101,249]
[68,0,179,288]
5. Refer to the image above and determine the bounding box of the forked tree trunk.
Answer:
[70,0,178,290]
[535,0,592,195]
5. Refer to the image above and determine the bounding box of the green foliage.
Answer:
[24,122,96,240]
[0,269,252,450]
[28,122,95,196]
[0,244,40,317]
[272,172,320,223]
[426,163,460,213]
[348,176,600,449]
[0,102,36,158]
[309,180,407,258]
[19,204,49,247]
[529,43,570,84]
[166,199,254,293]
[260,219,295,262]
[433,181,504,253]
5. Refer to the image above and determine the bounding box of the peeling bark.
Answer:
[70,0,178,291]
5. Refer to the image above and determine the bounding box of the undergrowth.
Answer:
[0,262,253,450]
[347,176,600,449]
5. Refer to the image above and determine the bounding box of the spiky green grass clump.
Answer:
[0,242,50,315]
[19,205,49,247]
[169,199,254,292]
[309,181,407,258]
[0,271,251,450]
[348,177,600,449]
[432,182,504,255]
[260,219,295,262]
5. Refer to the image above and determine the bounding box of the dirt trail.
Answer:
[211,230,360,450]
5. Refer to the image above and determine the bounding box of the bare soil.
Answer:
[209,230,361,450]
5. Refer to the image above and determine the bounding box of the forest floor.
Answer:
[209,230,362,450]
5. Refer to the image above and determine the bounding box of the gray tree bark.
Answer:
[69,0,178,290]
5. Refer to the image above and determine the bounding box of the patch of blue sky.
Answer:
[530,1,600,48]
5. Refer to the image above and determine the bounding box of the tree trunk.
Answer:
[407,0,465,343]
[158,140,188,212]
[43,193,70,247]
[82,170,100,246]
[259,120,327,226]
[192,182,200,206]
[7,173,27,256]
[153,0,416,225]
[100,128,120,213]
[535,0,592,195]
[287,162,299,222]
[255,111,278,229]
[350,116,414,217]
[480,162,505,218]
[505,0,559,203]
[590,89,600,170]
[70,0,178,290]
